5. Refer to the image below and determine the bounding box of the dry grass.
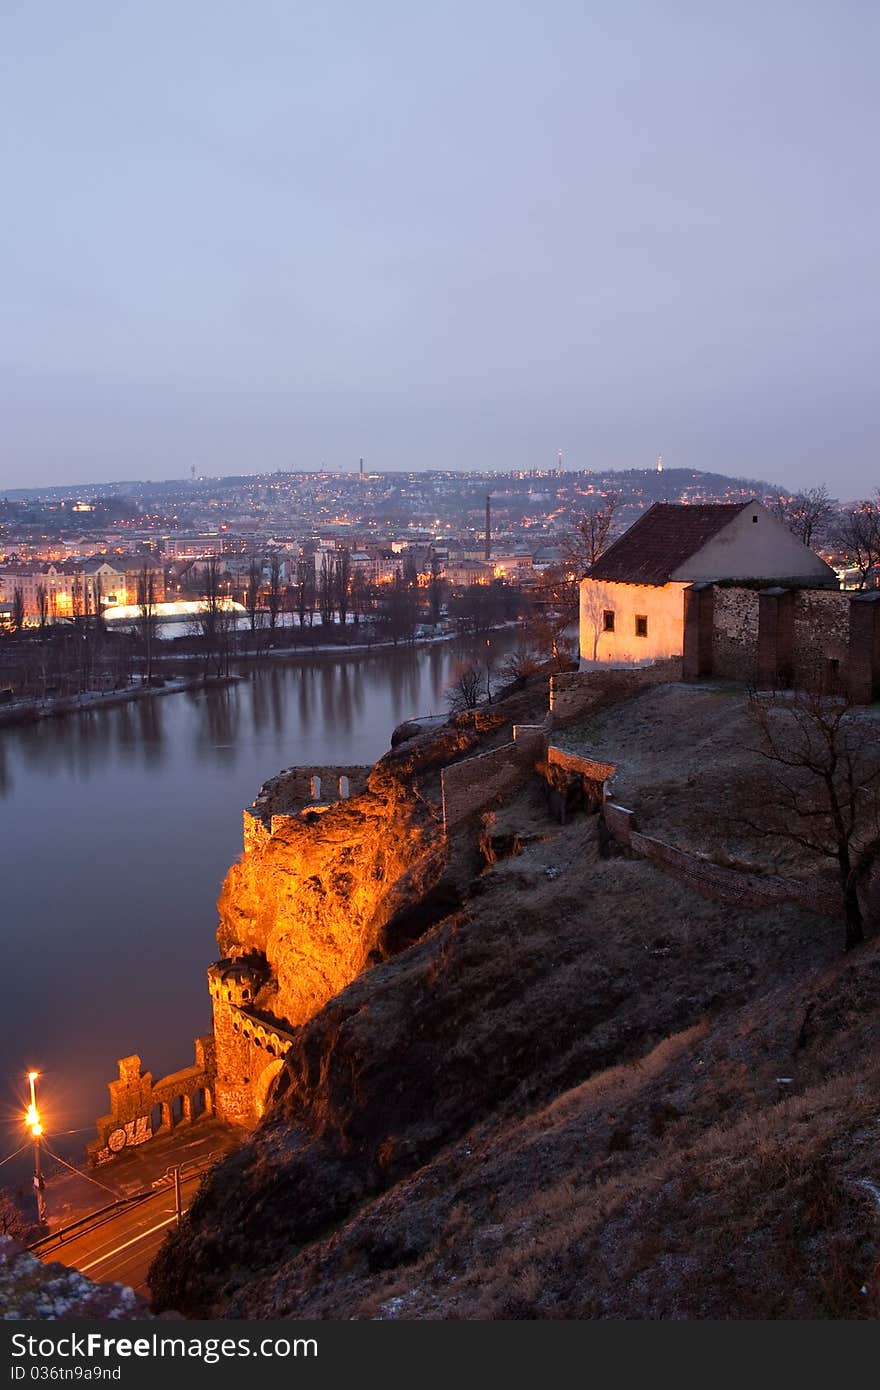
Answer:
[151,682,880,1321]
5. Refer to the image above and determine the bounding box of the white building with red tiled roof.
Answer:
[579,500,835,665]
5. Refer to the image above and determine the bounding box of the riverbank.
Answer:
[0,623,521,729]
[0,671,241,729]
[150,622,515,665]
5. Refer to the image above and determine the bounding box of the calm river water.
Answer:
[0,632,517,1159]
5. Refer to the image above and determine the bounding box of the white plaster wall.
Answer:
[579,580,687,664]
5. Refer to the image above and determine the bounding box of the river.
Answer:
[0,631,517,1163]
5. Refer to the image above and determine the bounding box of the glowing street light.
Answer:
[25,1070,46,1225]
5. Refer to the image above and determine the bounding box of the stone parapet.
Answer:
[549,660,683,726]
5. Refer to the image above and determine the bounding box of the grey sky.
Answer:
[1,1,877,496]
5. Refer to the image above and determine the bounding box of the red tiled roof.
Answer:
[586,502,747,585]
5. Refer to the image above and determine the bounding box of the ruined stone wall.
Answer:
[628,830,841,916]
[217,769,444,1119]
[441,725,544,831]
[603,801,635,845]
[441,742,524,831]
[511,723,549,761]
[546,746,617,782]
[596,790,841,918]
[251,764,370,819]
[88,1038,215,1165]
[688,584,858,695]
[792,589,849,689]
[549,659,683,727]
[243,808,271,855]
[711,586,760,682]
[244,763,372,852]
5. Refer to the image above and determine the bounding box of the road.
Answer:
[40,1173,202,1296]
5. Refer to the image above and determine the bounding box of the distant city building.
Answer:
[0,554,164,619]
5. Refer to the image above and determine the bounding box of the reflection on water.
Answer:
[0,632,519,1154]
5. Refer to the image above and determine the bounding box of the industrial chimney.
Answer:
[484,495,491,561]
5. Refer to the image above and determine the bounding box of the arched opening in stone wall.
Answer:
[170,1095,184,1126]
[310,774,321,800]
[253,1058,285,1119]
[191,1088,206,1119]
[150,1103,163,1134]
[339,775,350,799]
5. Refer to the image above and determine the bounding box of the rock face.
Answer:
[0,1237,150,1319]
[208,718,493,1125]
[218,770,443,1027]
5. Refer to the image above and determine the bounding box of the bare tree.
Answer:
[136,564,158,683]
[197,555,222,673]
[35,583,49,636]
[771,485,836,549]
[0,1189,38,1243]
[499,642,544,687]
[294,559,309,631]
[835,496,880,588]
[526,565,578,665]
[92,571,104,630]
[445,663,485,712]
[429,551,443,625]
[245,554,263,634]
[744,690,880,951]
[381,569,417,644]
[266,553,283,632]
[563,493,619,575]
[318,553,335,625]
[335,548,352,629]
[351,569,369,627]
[10,586,25,634]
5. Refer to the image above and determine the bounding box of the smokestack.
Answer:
[484,495,491,561]
[359,456,364,479]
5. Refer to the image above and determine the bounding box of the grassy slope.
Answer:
[151,692,880,1317]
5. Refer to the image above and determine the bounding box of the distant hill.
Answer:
[2,465,788,504]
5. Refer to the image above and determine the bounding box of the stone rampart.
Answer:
[243,763,371,851]
[711,586,760,682]
[549,659,683,726]
[208,958,298,1127]
[88,1037,216,1165]
[627,830,842,916]
[546,746,617,783]
[441,724,545,831]
[602,801,636,846]
[684,583,880,699]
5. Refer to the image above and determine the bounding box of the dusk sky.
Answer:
[1,2,877,497]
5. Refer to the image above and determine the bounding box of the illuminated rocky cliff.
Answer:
[209,724,487,1125]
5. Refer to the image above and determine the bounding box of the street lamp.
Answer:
[25,1070,46,1225]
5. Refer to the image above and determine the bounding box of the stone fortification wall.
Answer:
[88,1037,216,1165]
[243,763,371,852]
[546,746,617,783]
[253,764,370,818]
[629,830,841,916]
[598,797,841,918]
[686,584,871,697]
[209,960,297,1127]
[441,725,547,831]
[711,586,760,682]
[792,589,850,689]
[549,659,683,726]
